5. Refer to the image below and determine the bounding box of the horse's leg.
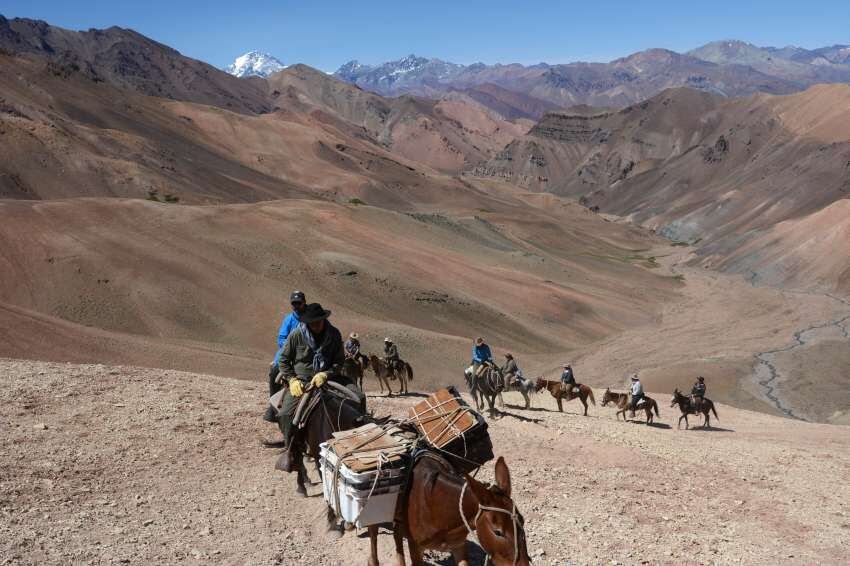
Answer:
[498,391,504,408]
[295,458,308,497]
[704,409,710,428]
[408,539,424,566]
[581,394,588,416]
[393,529,406,566]
[368,524,380,566]
[556,395,563,412]
[678,414,684,429]
[522,390,529,409]
[684,414,690,430]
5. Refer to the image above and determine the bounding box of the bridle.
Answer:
[458,481,523,566]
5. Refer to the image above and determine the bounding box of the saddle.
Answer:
[293,381,362,429]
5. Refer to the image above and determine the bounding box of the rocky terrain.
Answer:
[2,358,848,565]
[478,85,850,296]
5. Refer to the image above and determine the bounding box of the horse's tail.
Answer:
[711,402,718,420]
[586,386,596,406]
[653,399,660,417]
[405,362,414,381]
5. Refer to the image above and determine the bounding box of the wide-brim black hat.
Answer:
[300,303,331,323]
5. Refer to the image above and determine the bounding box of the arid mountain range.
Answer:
[335,40,850,116]
[1,15,849,423]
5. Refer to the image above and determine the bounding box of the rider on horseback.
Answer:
[691,376,706,414]
[472,337,494,377]
[629,374,645,417]
[502,353,522,386]
[276,303,365,461]
[264,290,307,424]
[383,337,402,374]
[560,364,578,394]
[344,332,361,359]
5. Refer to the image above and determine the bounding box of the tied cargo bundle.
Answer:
[407,386,494,474]
[319,422,416,528]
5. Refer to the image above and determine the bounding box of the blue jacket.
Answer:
[472,343,493,364]
[273,311,301,364]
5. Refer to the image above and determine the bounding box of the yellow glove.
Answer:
[311,372,328,388]
[289,379,304,398]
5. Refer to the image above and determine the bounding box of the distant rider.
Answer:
[383,337,401,373]
[344,332,361,359]
[561,364,577,394]
[629,374,644,417]
[472,337,494,376]
[691,376,706,413]
[264,290,307,424]
[502,353,522,386]
[276,303,365,466]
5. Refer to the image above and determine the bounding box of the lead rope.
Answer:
[458,481,520,566]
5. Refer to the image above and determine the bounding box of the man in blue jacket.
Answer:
[472,337,493,377]
[263,290,307,423]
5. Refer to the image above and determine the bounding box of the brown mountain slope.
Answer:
[0,15,270,114]
[266,65,530,173]
[0,52,484,204]
[478,85,850,293]
[0,194,675,383]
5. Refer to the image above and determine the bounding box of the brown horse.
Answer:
[601,388,660,424]
[671,389,718,429]
[274,381,367,534]
[534,378,595,416]
[368,354,414,395]
[341,354,369,390]
[367,454,530,566]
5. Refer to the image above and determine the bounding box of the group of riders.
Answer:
[264,290,712,452]
[263,291,407,453]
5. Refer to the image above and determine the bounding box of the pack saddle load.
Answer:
[318,386,494,529]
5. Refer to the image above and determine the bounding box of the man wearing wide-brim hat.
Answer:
[275,303,365,454]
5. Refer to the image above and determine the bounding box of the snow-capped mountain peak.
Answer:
[226,51,285,78]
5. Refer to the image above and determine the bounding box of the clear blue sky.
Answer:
[3,1,848,71]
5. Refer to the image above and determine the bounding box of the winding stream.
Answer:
[753,293,850,420]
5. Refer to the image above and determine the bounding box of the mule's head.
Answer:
[533,377,547,392]
[465,457,530,566]
[601,388,613,406]
[670,388,682,407]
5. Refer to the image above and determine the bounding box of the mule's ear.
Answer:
[464,474,491,503]
[494,456,511,497]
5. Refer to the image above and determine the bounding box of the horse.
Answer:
[670,388,718,429]
[367,454,530,566]
[534,378,595,416]
[601,388,660,424]
[341,353,369,391]
[465,363,504,416]
[498,374,535,410]
[368,354,414,396]
[273,380,368,533]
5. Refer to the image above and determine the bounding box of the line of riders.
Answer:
[471,336,709,417]
[264,290,714,456]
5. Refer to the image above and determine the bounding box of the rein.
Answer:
[458,480,521,566]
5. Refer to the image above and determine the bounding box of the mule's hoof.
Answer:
[326,526,344,539]
[295,485,308,497]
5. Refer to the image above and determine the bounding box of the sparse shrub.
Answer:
[163,194,180,203]
[348,198,365,206]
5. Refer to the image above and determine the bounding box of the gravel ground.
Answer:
[1,358,848,565]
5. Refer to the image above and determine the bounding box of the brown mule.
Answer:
[275,383,367,534]
[368,354,414,395]
[671,389,718,429]
[367,454,530,566]
[534,378,596,415]
[601,388,660,424]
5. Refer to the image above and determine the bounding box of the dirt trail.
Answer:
[2,358,849,566]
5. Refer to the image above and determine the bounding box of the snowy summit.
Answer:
[225,51,285,78]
